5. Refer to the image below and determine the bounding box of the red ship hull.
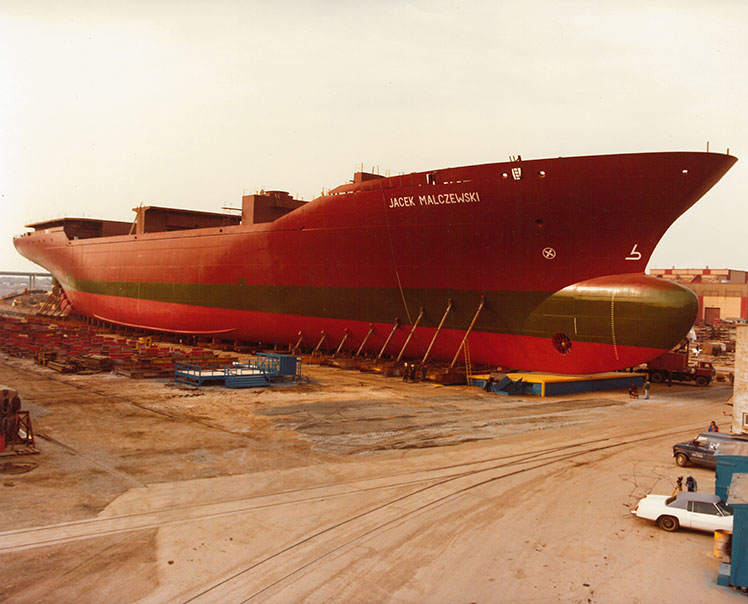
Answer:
[14,151,737,373]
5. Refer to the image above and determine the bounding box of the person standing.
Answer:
[709,421,719,432]
[643,379,651,400]
[671,476,684,496]
[686,476,697,492]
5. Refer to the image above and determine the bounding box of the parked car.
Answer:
[631,492,733,532]
[673,432,735,468]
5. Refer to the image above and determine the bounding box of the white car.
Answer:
[631,492,733,533]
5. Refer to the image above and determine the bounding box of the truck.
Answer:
[672,432,733,467]
[646,342,715,386]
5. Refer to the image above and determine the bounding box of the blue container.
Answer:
[716,441,748,501]
[256,352,301,377]
[728,474,748,588]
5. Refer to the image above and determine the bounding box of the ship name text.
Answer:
[388,191,480,209]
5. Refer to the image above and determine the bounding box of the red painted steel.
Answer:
[14,151,737,373]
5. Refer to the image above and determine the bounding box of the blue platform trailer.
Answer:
[174,353,301,388]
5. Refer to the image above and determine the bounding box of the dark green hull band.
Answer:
[70,278,696,350]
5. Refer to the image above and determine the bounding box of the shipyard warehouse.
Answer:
[0,153,741,602]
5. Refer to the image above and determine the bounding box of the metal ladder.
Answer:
[464,339,473,386]
[450,295,485,369]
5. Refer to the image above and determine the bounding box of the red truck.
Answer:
[646,343,715,386]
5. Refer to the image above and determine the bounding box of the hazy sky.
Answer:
[1,1,746,273]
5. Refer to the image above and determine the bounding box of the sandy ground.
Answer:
[0,353,741,603]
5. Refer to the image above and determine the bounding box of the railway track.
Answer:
[0,354,729,602]
[0,422,705,600]
[177,423,707,604]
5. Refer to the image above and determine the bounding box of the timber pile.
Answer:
[47,359,82,373]
[78,354,113,372]
[114,346,178,378]
[114,348,236,378]
[693,322,736,369]
[36,283,71,317]
[694,323,736,344]
[0,315,238,379]
[177,348,238,368]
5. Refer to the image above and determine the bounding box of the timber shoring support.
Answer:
[334,329,350,357]
[291,331,303,354]
[396,307,424,362]
[422,298,453,365]
[377,318,400,361]
[314,330,327,353]
[450,296,485,369]
[355,324,374,357]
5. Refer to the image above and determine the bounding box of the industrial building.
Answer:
[650,268,748,324]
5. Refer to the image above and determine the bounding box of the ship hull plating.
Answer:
[14,151,736,373]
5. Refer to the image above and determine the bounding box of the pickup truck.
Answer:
[673,432,734,468]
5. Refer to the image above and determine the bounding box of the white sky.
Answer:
[1,0,746,273]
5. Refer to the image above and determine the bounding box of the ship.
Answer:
[14,151,737,374]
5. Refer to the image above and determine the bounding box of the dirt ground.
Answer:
[0,353,741,603]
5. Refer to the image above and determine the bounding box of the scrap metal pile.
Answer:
[0,385,36,455]
[0,315,238,378]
